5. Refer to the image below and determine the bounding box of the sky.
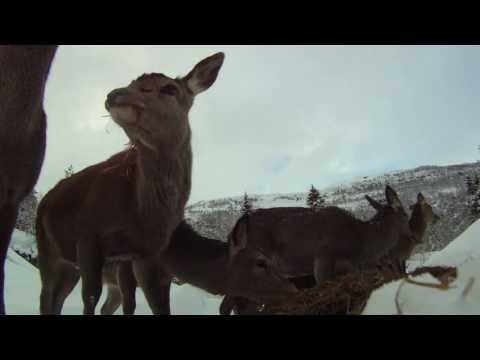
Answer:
[38,45,480,204]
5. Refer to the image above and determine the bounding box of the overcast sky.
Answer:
[39,45,480,204]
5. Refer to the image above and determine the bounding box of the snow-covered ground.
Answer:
[363,219,480,314]
[5,231,222,315]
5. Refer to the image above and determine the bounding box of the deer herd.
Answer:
[0,46,440,315]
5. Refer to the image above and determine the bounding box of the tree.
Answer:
[466,175,474,195]
[472,191,480,218]
[307,185,325,211]
[474,175,480,194]
[241,192,253,215]
[64,164,75,178]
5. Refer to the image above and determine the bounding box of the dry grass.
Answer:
[259,266,457,315]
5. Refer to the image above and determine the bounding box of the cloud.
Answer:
[37,46,480,203]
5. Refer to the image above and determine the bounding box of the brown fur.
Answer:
[98,221,298,315]
[383,193,440,273]
[37,53,227,315]
[219,186,412,315]
[228,186,411,284]
[220,191,438,315]
[0,45,57,314]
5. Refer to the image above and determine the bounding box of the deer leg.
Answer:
[39,259,79,315]
[100,285,122,315]
[219,295,236,315]
[118,262,137,315]
[234,297,262,315]
[77,241,103,315]
[132,258,171,315]
[0,202,19,315]
[313,254,335,286]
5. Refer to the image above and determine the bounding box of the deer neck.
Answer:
[161,224,229,295]
[134,139,192,227]
[357,216,400,262]
[409,209,428,243]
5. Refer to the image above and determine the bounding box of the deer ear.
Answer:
[183,52,225,96]
[385,185,404,211]
[417,193,426,204]
[365,195,383,211]
[228,217,248,258]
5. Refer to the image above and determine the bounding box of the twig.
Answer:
[394,279,407,315]
[461,278,475,300]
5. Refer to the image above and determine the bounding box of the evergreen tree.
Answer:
[241,192,253,215]
[472,191,480,218]
[307,185,325,211]
[64,164,75,178]
[466,175,474,195]
[474,175,480,194]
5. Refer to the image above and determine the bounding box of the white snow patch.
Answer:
[363,219,480,315]
[5,230,222,315]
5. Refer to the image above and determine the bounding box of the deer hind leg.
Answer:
[39,259,79,315]
[118,262,137,315]
[219,295,236,315]
[100,285,122,315]
[0,202,19,315]
[132,258,171,315]
[77,241,104,315]
[313,254,335,286]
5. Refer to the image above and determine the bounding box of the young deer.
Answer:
[37,53,226,315]
[231,186,410,283]
[221,191,439,315]
[219,186,412,315]
[99,221,298,315]
[368,192,440,274]
[0,45,57,314]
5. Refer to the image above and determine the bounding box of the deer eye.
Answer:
[139,88,153,93]
[256,259,268,269]
[159,84,178,96]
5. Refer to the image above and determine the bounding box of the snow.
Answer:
[10,229,37,258]
[5,231,222,315]
[437,187,458,195]
[363,219,480,314]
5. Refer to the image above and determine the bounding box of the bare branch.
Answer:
[461,277,475,300]
[394,279,407,315]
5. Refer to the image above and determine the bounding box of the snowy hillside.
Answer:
[363,219,480,315]
[5,231,222,315]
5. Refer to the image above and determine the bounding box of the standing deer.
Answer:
[0,45,57,314]
[369,192,440,274]
[99,221,298,315]
[220,190,439,315]
[219,185,412,315]
[36,52,278,315]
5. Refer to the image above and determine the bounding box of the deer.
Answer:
[0,45,57,314]
[37,52,228,314]
[219,185,412,315]
[220,190,440,315]
[368,192,440,274]
[98,221,298,315]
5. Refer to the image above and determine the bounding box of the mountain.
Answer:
[185,161,480,254]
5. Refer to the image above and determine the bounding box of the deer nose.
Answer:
[105,88,130,110]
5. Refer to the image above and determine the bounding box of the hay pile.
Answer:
[259,266,457,315]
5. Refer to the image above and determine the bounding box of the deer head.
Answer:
[409,193,440,225]
[105,52,225,152]
[226,216,298,303]
[365,185,413,241]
